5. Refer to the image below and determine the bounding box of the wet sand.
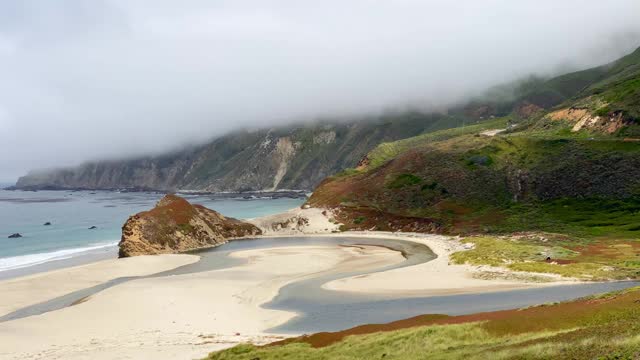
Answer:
[0,244,404,360]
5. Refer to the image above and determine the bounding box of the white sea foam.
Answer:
[0,241,119,272]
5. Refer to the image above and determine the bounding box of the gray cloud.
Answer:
[1,0,640,182]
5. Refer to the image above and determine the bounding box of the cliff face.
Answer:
[15,114,467,192]
[118,195,261,257]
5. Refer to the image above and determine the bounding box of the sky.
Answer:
[1,0,640,182]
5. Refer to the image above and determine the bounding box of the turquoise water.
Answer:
[0,190,303,273]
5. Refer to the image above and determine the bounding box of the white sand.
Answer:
[0,208,581,360]
[248,207,340,235]
[0,254,199,317]
[317,232,578,296]
[0,244,403,360]
[250,207,578,296]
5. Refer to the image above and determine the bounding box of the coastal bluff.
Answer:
[118,194,261,257]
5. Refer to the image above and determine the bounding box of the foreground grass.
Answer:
[206,287,640,360]
[209,324,567,360]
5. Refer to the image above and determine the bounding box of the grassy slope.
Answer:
[309,124,640,234]
[451,235,640,280]
[207,287,640,360]
[308,47,640,281]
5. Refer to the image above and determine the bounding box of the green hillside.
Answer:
[308,47,640,280]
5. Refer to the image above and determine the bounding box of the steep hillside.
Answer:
[309,47,640,237]
[14,113,470,192]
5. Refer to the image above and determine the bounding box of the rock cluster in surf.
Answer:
[118,194,261,257]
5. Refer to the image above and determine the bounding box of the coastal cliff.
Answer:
[14,115,469,192]
[118,195,261,257]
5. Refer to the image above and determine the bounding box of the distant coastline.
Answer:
[3,185,309,199]
[0,191,305,281]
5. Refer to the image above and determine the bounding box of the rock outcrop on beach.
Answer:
[118,194,261,257]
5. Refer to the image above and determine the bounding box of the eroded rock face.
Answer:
[14,118,459,193]
[547,107,631,134]
[118,195,261,257]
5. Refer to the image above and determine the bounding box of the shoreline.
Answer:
[2,186,309,199]
[0,229,632,359]
[0,207,624,359]
[0,243,404,360]
[0,244,119,281]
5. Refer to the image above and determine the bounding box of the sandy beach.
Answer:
[0,254,199,317]
[249,208,578,295]
[317,232,578,296]
[0,208,581,360]
[0,244,403,359]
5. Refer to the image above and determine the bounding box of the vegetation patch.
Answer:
[499,198,640,239]
[451,236,639,280]
[386,173,422,189]
[332,168,360,178]
[353,216,366,224]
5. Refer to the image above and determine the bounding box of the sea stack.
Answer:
[118,194,261,257]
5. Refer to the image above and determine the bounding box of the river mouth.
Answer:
[1,236,638,334]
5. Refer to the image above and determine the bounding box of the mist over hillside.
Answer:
[2,1,640,182]
[14,45,640,192]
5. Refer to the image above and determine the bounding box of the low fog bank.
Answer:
[1,0,639,181]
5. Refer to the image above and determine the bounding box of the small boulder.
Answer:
[43,222,51,226]
[88,226,97,230]
[8,233,22,238]
[302,204,311,209]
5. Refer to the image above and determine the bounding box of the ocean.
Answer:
[0,190,303,277]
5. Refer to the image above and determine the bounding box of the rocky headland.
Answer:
[118,194,261,257]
